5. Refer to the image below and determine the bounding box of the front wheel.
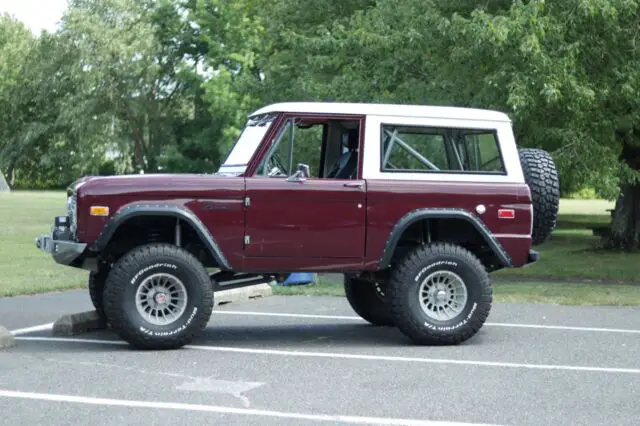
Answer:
[387,243,492,345]
[103,243,214,350]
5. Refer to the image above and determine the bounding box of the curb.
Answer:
[52,310,107,336]
[0,326,16,349]
[214,283,273,306]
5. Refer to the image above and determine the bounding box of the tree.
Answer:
[53,0,224,175]
[192,0,377,154]
[429,0,640,250]
[243,0,640,250]
[0,14,36,187]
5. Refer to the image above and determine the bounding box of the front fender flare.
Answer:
[378,208,512,269]
[93,203,231,270]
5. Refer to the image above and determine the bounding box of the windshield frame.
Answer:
[216,113,278,175]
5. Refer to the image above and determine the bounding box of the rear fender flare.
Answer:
[93,203,231,270]
[378,208,512,269]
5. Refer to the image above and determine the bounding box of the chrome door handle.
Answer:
[343,182,363,188]
[286,175,306,183]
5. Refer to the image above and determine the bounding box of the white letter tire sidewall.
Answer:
[104,244,213,349]
[390,244,492,345]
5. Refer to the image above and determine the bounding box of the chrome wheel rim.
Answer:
[135,273,188,326]
[418,270,468,321]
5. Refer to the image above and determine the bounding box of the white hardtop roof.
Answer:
[249,102,511,122]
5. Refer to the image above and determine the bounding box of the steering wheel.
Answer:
[264,153,288,177]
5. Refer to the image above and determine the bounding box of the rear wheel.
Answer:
[387,243,492,345]
[103,243,214,350]
[344,276,394,326]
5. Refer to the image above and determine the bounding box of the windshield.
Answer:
[217,114,276,175]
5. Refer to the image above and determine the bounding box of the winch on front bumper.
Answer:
[35,216,87,266]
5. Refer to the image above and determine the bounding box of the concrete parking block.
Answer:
[0,326,15,349]
[52,310,107,336]
[214,283,272,306]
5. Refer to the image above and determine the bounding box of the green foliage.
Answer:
[0,0,229,188]
[0,14,36,184]
[2,0,640,204]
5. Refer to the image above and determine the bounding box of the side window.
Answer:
[257,119,294,177]
[382,126,448,171]
[256,117,360,179]
[459,131,504,173]
[292,123,325,178]
[381,124,505,174]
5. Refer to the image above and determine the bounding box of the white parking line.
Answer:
[10,311,640,336]
[213,310,640,334]
[9,323,55,336]
[14,336,640,375]
[0,389,497,426]
[8,310,640,339]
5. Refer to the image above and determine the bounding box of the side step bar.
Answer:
[210,271,267,291]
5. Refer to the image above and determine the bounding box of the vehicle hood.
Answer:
[70,173,244,198]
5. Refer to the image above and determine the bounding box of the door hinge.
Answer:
[244,235,251,245]
[244,196,251,207]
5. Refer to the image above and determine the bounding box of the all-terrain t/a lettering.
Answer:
[35,101,559,349]
[139,306,199,337]
[423,302,477,331]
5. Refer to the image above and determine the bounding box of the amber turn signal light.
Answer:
[89,206,110,216]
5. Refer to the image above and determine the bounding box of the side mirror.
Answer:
[296,163,310,178]
[287,163,310,182]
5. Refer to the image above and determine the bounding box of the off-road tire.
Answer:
[103,243,214,350]
[518,148,560,245]
[344,276,394,326]
[88,270,108,323]
[387,243,492,345]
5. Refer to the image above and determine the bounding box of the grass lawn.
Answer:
[0,191,87,297]
[272,278,640,306]
[493,198,640,283]
[1,191,639,305]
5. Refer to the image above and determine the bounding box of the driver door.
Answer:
[243,116,366,260]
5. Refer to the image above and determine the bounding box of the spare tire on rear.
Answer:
[518,148,560,245]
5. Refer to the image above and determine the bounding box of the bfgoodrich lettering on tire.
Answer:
[103,243,214,350]
[387,243,492,345]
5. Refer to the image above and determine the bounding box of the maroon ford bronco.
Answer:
[35,102,559,350]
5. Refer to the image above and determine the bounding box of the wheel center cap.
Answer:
[154,292,167,305]
[436,290,447,303]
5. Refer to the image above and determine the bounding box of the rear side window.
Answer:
[381,124,505,174]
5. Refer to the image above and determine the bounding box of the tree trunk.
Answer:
[6,163,15,188]
[605,184,640,250]
[603,135,640,250]
[132,127,146,172]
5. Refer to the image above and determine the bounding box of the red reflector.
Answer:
[498,209,515,219]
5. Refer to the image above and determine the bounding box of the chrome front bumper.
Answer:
[35,233,87,266]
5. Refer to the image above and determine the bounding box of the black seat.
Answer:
[326,129,359,179]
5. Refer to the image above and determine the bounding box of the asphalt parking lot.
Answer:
[1,290,639,426]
